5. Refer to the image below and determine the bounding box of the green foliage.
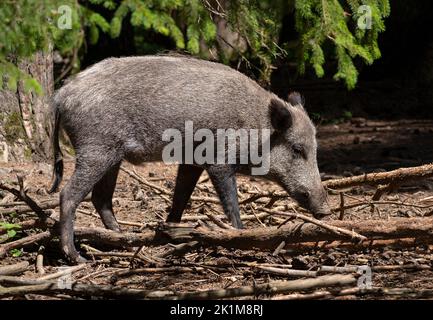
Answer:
[10,248,23,257]
[0,0,83,93]
[85,11,111,45]
[225,1,287,80]
[0,222,21,244]
[87,0,287,80]
[102,0,220,55]
[294,0,390,89]
[81,0,390,86]
[343,110,353,120]
[0,0,390,93]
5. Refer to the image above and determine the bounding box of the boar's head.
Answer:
[267,92,331,219]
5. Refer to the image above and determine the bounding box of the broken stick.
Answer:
[324,163,433,189]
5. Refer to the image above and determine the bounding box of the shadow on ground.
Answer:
[317,119,433,175]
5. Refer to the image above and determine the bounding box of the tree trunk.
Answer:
[0,48,53,163]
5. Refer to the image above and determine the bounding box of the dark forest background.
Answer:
[1,0,433,162]
[77,1,433,120]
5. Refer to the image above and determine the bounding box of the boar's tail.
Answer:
[48,101,63,194]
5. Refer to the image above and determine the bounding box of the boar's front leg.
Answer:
[166,164,204,223]
[206,165,243,229]
[91,163,121,231]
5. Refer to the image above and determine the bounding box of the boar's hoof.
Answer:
[68,254,88,265]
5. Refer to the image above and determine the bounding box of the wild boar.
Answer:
[49,55,330,263]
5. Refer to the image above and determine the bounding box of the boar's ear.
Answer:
[269,98,292,131]
[287,91,304,107]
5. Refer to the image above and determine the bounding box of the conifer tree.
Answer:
[1,0,390,92]
[0,0,390,160]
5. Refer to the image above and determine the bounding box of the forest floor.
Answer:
[1,118,433,300]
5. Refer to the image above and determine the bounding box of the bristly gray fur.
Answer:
[50,55,330,263]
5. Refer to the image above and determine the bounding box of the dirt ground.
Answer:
[1,118,433,300]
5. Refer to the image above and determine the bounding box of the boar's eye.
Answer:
[292,144,307,159]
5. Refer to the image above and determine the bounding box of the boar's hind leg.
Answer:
[166,164,204,223]
[91,163,121,231]
[207,165,243,229]
[60,153,121,264]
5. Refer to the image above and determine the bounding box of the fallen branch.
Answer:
[273,287,362,300]
[114,266,205,278]
[324,163,433,189]
[0,214,59,236]
[169,274,356,299]
[72,216,433,252]
[0,274,355,299]
[0,201,27,207]
[256,266,318,278]
[331,200,433,212]
[3,216,433,257]
[182,212,271,222]
[0,261,29,276]
[36,246,45,275]
[205,212,234,229]
[0,230,53,258]
[318,264,430,274]
[372,183,396,201]
[276,286,433,300]
[0,276,173,299]
[120,166,172,195]
[0,196,91,216]
[121,166,221,204]
[272,241,286,256]
[239,191,286,205]
[263,208,367,242]
[87,251,135,258]
[159,241,201,258]
[76,208,145,228]
[338,192,345,220]
[281,237,433,254]
[372,264,430,272]
[0,283,57,298]
[0,178,48,219]
[38,264,88,281]
[256,263,430,279]
[369,287,433,298]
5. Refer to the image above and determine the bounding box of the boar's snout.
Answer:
[294,186,331,220]
[310,187,331,219]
